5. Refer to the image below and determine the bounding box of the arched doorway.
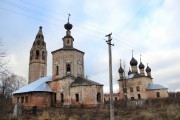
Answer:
[97,93,101,102]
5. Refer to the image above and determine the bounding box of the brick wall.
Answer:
[13,92,52,108]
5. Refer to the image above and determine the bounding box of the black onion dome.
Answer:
[64,22,73,31]
[146,66,151,72]
[139,62,145,69]
[130,57,138,66]
[118,66,124,73]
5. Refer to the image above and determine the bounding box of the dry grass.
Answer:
[1,97,180,120]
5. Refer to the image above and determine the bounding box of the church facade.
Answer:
[12,19,104,108]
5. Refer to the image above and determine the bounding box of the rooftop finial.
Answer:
[132,50,134,58]
[64,14,73,31]
[68,13,71,23]
[120,59,121,66]
[140,54,142,62]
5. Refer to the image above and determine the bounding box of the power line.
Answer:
[0,7,61,27]
[0,0,164,61]
[117,0,151,34]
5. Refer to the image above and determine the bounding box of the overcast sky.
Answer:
[0,0,180,92]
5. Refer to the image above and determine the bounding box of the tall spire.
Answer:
[29,26,47,83]
[36,26,44,39]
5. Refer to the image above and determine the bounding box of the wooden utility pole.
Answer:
[106,33,114,120]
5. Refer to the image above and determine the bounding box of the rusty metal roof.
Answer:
[70,76,103,87]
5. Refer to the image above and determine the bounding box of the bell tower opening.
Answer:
[42,51,45,60]
[35,50,39,59]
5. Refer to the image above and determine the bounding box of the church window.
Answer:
[42,51,45,60]
[56,66,59,75]
[97,93,101,102]
[66,64,71,74]
[17,97,19,103]
[61,93,64,103]
[115,97,117,101]
[136,86,140,92]
[21,97,24,103]
[130,87,133,92]
[75,94,79,102]
[35,50,39,59]
[67,40,69,45]
[25,96,28,103]
[156,92,160,97]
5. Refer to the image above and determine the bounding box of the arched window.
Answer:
[21,97,24,103]
[35,50,39,59]
[25,96,28,103]
[67,40,69,45]
[61,93,64,103]
[42,51,45,60]
[75,94,79,102]
[56,66,59,75]
[66,64,71,74]
[97,93,101,102]
[136,86,140,92]
[115,97,117,101]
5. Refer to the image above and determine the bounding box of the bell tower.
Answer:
[28,26,47,83]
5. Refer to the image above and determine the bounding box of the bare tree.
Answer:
[0,73,27,96]
[0,40,9,76]
[0,39,27,96]
[9,74,27,91]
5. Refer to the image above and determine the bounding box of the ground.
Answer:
[1,95,180,120]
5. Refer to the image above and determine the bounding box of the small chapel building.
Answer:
[117,54,168,100]
[104,54,168,102]
[12,18,104,108]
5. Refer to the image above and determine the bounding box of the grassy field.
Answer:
[1,96,180,120]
